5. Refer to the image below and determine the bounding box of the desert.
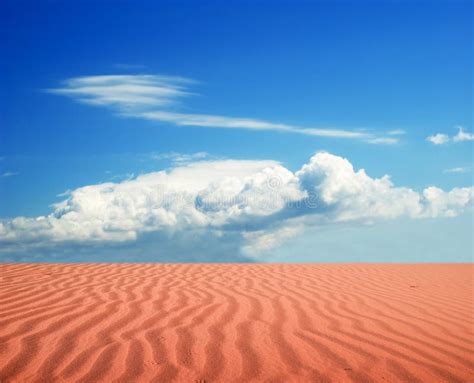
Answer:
[0,263,472,382]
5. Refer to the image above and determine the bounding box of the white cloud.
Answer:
[426,133,450,145]
[138,111,369,139]
[366,137,399,145]
[1,152,472,258]
[444,167,470,174]
[453,126,474,142]
[50,75,193,108]
[426,126,474,145]
[242,226,303,256]
[387,129,406,135]
[49,74,395,144]
[421,186,473,218]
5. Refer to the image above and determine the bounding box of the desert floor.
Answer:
[0,264,473,382]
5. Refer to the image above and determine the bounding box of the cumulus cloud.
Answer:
[1,152,472,259]
[427,126,474,145]
[453,127,474,142]
[427,133,450,145]
[49,74,396,143]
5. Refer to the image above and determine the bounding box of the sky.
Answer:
[0,0,472,262]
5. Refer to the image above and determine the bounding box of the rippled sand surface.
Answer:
[0,264,473,382]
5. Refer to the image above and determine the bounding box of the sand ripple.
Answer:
[0,264,473,382]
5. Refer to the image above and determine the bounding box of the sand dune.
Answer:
[0,264,473,382]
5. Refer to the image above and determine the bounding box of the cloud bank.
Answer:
[50,74,397,143]
[1,152,472,259]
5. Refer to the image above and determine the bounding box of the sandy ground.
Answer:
[0,264,473,382]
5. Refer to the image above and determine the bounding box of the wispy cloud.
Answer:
[1,172,19,178]
[387,129,406,136]
[49,75,193,108]
[108,172,135,181]
[366,137,399,145]
[427,126,473,145]
[149,151,210,164]
[444,167,470,174]
[49,74,397,144]
[138,111,368,139]
[113,63,147,70]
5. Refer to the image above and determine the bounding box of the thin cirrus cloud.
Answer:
[426,127,474,145]
[1,172,19,178]
[148,151,211,164]
[444,167,470,174]
[49,74,398,144]
[49,75,193,108]
[387,129,406,135]
[365,129,406,144]
[1,152,472,259]
[365,137,399,145]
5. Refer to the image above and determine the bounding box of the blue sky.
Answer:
[0,1,472,262]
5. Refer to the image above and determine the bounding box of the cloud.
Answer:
[49,74,395,144]
[108,172,135,181]
[444,167,470,174]
[1,152,472,259]
[242,226,303,256]
[453,126,474,142]
[49,75,193,108]
[427,126,473,145]
[149,151,210,164]
[113,63,147,70]
[387,129,406,135]
[366,137,399,145]
[426,133,450,145]
[138,111,368,139]
[1,172,19,178]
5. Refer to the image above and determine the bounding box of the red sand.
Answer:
[0,264,473,382]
